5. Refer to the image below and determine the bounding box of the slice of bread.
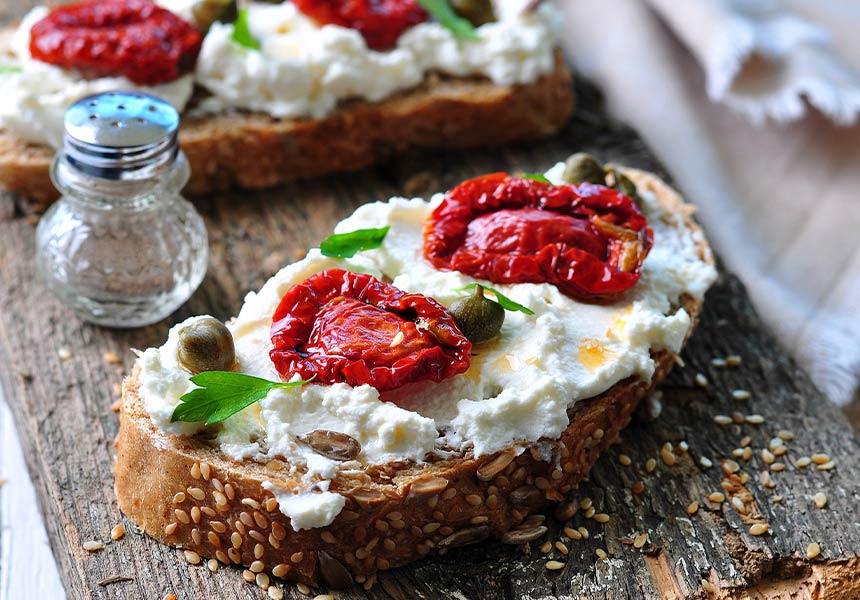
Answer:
[114,169,712,588]
[0,53,573,209]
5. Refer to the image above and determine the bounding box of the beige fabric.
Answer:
[560,0,860,406]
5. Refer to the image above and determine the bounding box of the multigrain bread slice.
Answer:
[114,169,712,588]
[0,53,573,210]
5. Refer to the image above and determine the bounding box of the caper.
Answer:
[190,0,238,33]
[605,165,642,207]
[177,317,236,375]
[449,285,505,344]
[450,0,496,26]
[562,152,607,185]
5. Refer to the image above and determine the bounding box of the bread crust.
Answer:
[0,54,573,209]
[114,168,712,587]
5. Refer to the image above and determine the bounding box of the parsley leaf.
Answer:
[320,226,390,258]
[522,172,551,183]
[453,283,535,315]
[0,66,22,75]
[171,371,310,425]
[231,9,261,50]
[417,0,479,41]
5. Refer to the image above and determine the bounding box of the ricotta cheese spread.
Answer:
[0,7,195,148]
[0,1,560,145]
[136,164,717,529]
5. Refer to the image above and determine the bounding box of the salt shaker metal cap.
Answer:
[63,92,180,180]
[36,91,208,328]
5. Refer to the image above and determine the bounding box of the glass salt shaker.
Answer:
[36,92,208,328]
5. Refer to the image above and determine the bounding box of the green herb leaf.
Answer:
[417,0,480,41]
[231,8,261,50]
[171,371,310,425]
[320,226,390,258]
[522,172,551,183]
[453,283,535,315]
[0,66,22,75]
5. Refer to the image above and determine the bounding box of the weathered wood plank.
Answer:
[1,2,859,596]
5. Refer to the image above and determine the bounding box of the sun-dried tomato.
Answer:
[424,174,654,301]
[270,269,471,392]
[293,0,428,50]
[30,0,202,86]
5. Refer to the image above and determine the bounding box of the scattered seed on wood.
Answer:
[563,526,581,540]
[713,415,732,425]
[771,462,786,472]
[540,541,552,553]
[83,541,103,552]
[695,373,708,387]
[595,548,608,560]
[545,560,565,571]
[771,496,783,503]
[268,588,284,600]
[645,458,657,473]
[813,492,827,508]
[110,524,125,541]
[777,430,795,441]
[769,438,784,450]
[700,456,713,468]
[593,513,610,523]
[711,357,727,367]
[618,454,632,466]
[297,583,311,594]
[687,501,699,515]
[749,523,769,536]
[58,348,72,360]
[817,461,836,471]
[726,354,743,366]
[702,579,715,593]
[746,414,765,424]
[184,550,201,565]
[708,492,726,503]
[578,526,589,539]
[807,542,821,559]
[555,541,569,555]
[762,449,775,464]
[103,351,122,365]
[732,389,751,400]
[633,533,648,549]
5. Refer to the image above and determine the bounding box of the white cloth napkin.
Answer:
[646,0,860,124]
[558,0,860,407]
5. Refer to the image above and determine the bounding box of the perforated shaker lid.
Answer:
[63,92,181,180]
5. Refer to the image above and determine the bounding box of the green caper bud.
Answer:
[605,166,642,208]
[177,317,236,375]
[449,285,505,344]
[450,0,496,26]
[191,0,238,33]
[562,152,607,185]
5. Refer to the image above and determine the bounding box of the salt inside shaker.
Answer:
[36,92,208,328]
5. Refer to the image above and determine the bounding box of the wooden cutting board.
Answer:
[1,11,859,597]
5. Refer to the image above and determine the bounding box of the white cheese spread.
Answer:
[135,164,717,529]
[0,1,560,145]
[0,7,194,148]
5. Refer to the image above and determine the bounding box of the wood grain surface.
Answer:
[2,75,860,599]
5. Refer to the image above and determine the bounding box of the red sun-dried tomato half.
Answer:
[293,0,428,50]
[30,0,202,86]
[424,174,654,301]
[270,269,471,392]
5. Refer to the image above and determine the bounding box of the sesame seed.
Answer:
[314,596,334,600]
[645,458,657,473]
[290,551,304,563]
[708,492,725,503]
[732,389,751,400]
[761,449,775,464]
[578,526,589,539]
[817,461,836,471]
[211,478,224,492]
[807,542,821,559]
[83,540,103,552]
[297,583,311,595]
[207,559,218,573]
[583,507,596,519]
[722,460,740,474]
[103,351,122,365]
[739,436,752,448]
[540,541,552,553]
[769,438,784,450]
[174,509,190,524]
[687,501,699,515]
[190,463,201,479]
[771,495,783,503]
[633,533,648,549]
[272,563,290,578]
[191,507,201,523]
[555,541,569,555]
[771,462,786,472]
[268,588,284,600]
[595,548,608,560]
[164,522,178,535]
[390,331,405,347]
[795,456,811,468]
[749,523,769,536]
[545,560,565,571]
[563,526,581,540]
[172,492,186,504]
[593,513,610,523]
[713,415,732,425]
[256,572,270,590]
[580,497,593,510]
[740,472,750,483]
[813,492,827,508]
[265,498,278,512]
[760,470,776,488]
[674,354,686,367]
[731,497,746,514]
[184,550,201,565]
[742,448,753,461]
[224,483,236,500]
[188,487,205,501]
[242,570,255,583]
[58,348,72,360]
[711,357,727,367]
[618,454,632,466]
[695,373,708,387]
[213,491,228,507]
[111,524,125,541]
[231,532,242,548]
[699,456,713,468]
[660,445,676,466]
[702,579,715,593]
[254,543,264,559]
[726,354,743,366]
[678,441,689,452]
[778,430,795,441]
[746,414,765,424]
